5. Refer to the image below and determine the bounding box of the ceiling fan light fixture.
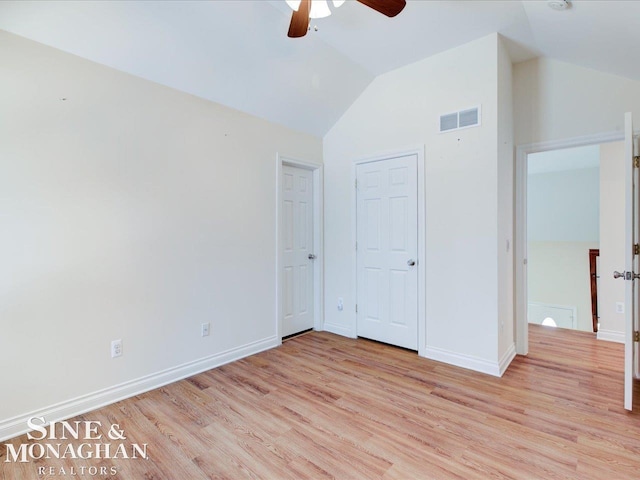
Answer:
[286,0,302,11]
[286,0,335,18]
[309,0,331,18]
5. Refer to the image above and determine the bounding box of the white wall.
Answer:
[527,241,598,332]
[0,31,322,438]
[528,167,600,242]
[599,141,626,342]
[514,57,640,145]
[323,33,514,374]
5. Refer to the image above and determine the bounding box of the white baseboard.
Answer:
[323,322,355,338]
[498,343,517,377]
[423,345,503,377]
[0,335,279,442]
[597,329,624,344]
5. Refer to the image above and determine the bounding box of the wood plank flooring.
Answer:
[3,325,639,479]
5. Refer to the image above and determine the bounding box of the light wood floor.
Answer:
[3,325,640,479]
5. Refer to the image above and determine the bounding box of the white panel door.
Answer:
[282,165,314,337]
[356,155,418,350]
[623,112,638,410]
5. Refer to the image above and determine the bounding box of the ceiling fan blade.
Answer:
[288,0,311,38]
[356,0,406,17]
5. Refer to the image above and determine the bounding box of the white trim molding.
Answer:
[0,335,279,442]
[498,344,517,376]
[597,329,625,344]
[424,346,505,377]
[323,322,356,338]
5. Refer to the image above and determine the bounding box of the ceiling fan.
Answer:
[287,0,407,38]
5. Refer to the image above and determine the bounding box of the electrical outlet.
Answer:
[201,322,210,337]
[337,297,344,311]
[111,339,122,358]
[616,302,625,314]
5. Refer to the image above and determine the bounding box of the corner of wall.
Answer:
[498,343,517,376]
[423,346,505,378]
[497,30,515,363]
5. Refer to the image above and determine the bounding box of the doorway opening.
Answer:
[514,132,624,355]
[526,144,600,333]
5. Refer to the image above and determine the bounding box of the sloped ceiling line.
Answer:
[1,0,639,137]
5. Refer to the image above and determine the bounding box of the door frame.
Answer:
[515,131,622,355]
[589,248,600,333]
[276,155,324,342]
[352,146,426,356]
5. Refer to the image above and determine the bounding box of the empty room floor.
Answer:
[3,325,639,479]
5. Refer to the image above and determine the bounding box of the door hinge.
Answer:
[634,156,640,168]
[355,241,358,251]
[635,244,639,255]
[355,179,358,188]
[355,304,358,313]
[635,331,639,342]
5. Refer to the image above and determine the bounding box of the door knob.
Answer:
[614,271,627,279]
[308,254,316,260]
[407,259,416,267]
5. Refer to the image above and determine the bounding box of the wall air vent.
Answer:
[439,105,481,133]
[439,113,458,132]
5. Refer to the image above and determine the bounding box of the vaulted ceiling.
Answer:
[1,1,639,137]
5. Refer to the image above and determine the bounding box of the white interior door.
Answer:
[282,165,314,337]
[356,155,418,350]
[623,112,638,410]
